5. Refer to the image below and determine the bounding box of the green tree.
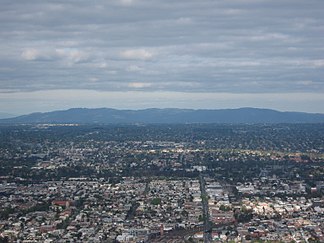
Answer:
[151,198,161,205]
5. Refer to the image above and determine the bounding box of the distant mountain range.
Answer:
[0,108,324,124]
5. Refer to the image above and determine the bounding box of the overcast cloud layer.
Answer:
[0,0,324,114]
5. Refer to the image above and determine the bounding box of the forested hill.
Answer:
[1,107,324,124]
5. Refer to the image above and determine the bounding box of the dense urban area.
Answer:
[0,124,323,243]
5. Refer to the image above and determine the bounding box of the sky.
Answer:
[0,0,324,115]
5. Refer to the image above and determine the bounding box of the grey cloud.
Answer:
[0,0,324,94]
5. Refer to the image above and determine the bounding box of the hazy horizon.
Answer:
[1,0,324,114]
[2,92,324,116]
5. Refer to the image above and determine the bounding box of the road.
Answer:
[199,174,212,243]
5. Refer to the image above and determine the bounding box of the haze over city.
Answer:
[1,0,324,115]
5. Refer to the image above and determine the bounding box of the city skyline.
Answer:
[1,0,324,114]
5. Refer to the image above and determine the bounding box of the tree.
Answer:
[151,198,161,205]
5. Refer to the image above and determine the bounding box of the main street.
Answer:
[199,174,212,243]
